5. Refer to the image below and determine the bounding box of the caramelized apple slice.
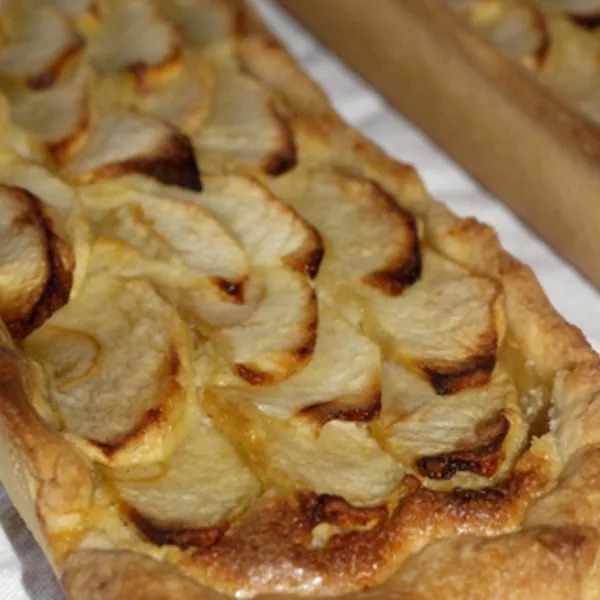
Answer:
[80,179,255,326]
[114,174,320,381]
[95,53,212,133]
[155,0,241,49]
[0,150,90,297]
[0,4,83,88]
[87,0,181,91]
[267,168,420,294]
[24,273,196,467]
[213,267,316,385]
[194,66,296,175]
[207,397,403,507]
[115,419,260,544]
[233,304,381,421]
[359,249,504,394]
[5,66,91,164]
[374,361,526,488]
[24,325,100,391]
[62,110,202,190]
[80,180,247,287]
[0,185,72,338]
[0,94,44,160]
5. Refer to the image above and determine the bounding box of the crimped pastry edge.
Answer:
[0,1,599,598]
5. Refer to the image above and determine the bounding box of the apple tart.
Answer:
[446,0,600,125]
[0,1,600,599]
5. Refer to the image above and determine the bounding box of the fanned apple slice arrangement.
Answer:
[0,0,547,595]
[446,0,600,124]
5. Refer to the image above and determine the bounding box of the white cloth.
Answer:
[2,1,599,597]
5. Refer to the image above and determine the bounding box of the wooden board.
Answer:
[276,0,600,287]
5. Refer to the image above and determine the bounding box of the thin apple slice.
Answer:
[230,304,381,421]
[87,0,181,91]
[80,179,254,327]
[194,65,296,176]
[194,175,321,274]
[122,174,322,293]
[207,396,403,507]
[24,325,100,391]
[61,110,202,190]
[373,361,526,488]
[119,174,321,381]
[0,3,83,88]
[358,249,504,395]
[80,180,247,287]
[95,52,212,134]
[5,66,91,164]
[0,94,44,160]
[0,185,72,338]
[213,267,316,385]
[24,273,197,467]
[48,0,100,34]
[0,150,90,298]
[155,0,241,50]
[115,418,260,547]
[267,168,420,294]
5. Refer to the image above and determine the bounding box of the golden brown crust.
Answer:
[62,550,226,600]
[181,446,552,595]
[0,330,92,563]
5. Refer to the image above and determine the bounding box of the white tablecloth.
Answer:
[2,1,599,597]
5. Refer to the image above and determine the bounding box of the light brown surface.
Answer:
[277,0,600,288]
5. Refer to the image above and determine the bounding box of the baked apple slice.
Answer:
[4,66,91,164]
[266,168,420,294]
[95,52,212,134]
[0,150,92,338]
[194,66,296,176]
[361,249,504,394]
[374,360,527,488]
[228,303,381,421]
[0,185,72,339]
[124,174,322,383]
[0,3,83,88]
[62,110,202,190]
[155,0,241,50]
[206,394,403,507]
[24,273,197,467]
[80,180,254,327]
[0,150,90,297]
[87,0,181,91]
[115,418,260,549]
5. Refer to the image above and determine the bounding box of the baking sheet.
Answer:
[1,0,599,597]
